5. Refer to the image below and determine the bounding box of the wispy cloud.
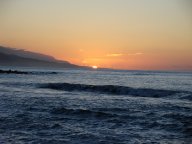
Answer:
[106,53,143,57]
[106,53,123,57]
[79,49,84,52]
[127,53,143,56]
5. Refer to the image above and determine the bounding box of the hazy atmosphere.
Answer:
[0,0,192,70]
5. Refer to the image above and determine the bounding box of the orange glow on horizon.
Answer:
[0,1,192,71]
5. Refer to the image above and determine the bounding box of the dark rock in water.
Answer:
[0,69,59,75]
[0,69,29,74]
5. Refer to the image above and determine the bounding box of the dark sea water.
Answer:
[0,68,192,144]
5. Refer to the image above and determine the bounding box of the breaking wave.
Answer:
[38,83,191,98]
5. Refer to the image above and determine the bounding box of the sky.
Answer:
[0,0,192,71]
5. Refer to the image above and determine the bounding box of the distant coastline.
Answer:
[0,45,89,69]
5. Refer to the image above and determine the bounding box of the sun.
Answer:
[92,66,98,69]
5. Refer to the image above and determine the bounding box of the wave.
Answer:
[50,107,116,119]
[38,83,190,98]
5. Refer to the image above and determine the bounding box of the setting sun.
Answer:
[0,0,191,71]
[0,1,192,143]
[92,66,98,69]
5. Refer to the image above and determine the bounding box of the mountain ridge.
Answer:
[0,46,88,69]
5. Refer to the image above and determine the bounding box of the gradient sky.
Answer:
[0,0,192,70]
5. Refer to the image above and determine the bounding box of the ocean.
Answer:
[0,68,192,144]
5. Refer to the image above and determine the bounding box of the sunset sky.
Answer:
[0,0,192,70]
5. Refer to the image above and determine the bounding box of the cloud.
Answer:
[106,53,143,57]
[82,60,88,64]
[128,53,143,55]
[106,53,123,57]
[79,49,84,52]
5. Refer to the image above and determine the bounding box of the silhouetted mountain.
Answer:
[0,46,69,63]
[0,46,87,69]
